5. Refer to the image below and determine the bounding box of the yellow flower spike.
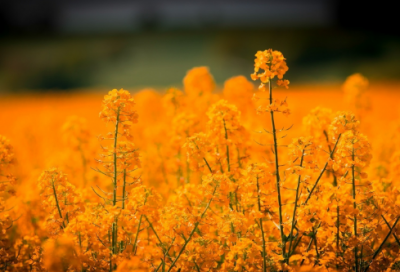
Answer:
[251,49,289,86]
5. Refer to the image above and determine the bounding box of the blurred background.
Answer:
[0,0,399,93]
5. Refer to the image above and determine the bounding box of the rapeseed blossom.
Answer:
[1,49,400,272]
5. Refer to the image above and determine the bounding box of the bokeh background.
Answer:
[1,0,399,93]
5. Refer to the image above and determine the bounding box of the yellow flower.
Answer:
[251,49,289,84]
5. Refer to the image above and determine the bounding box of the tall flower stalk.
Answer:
[96,89,140,268]
[251,49,290,260]
[268,80,286,258]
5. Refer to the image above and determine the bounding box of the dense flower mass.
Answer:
[1,49,400,272]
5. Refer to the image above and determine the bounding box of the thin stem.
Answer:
[203,158,213,174]
[304,133,342,204]
[323,130,337,186]
[289,235,303,256]
[122,169,127,209]
[112,221,116,254]
[300,223,321,266]
[352,148,358,272]
[287,150,305,263]
[51,179,65,229]
[167,184,218,272]
[223,119,230,172]
[313,235,320,259]
[381,215,400,247]
[300,237,314,266]
[194,262,201,272]
[155,238,177,271]
[186,160,190,184]
[145,216,173,262]
[177,151,183,184]
[155,262,162,272]
[237,147,242,169]
[256,177,267,272]
[363,217,400,272]
[111,108,120,259]
[336,204,340,268]
[132,215,143,255]
[268,80,286,258]
[113,109,120,206]
[194,141,213,174]
[79,232,82,251]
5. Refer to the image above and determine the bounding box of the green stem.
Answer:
[300,237,314,266]
[223,119,230,172]
[203,158,213,174]
[289,235,303,256]
[122,169,127,209]
[113,109,120,206]
[79,232,82,250]
[186,159,190,184]
[111,108,120,259]
[363,217,400,272]
[352,148,358,272]
[145,216,173,262]
[304,133,342,204]
[132,215,143,255]
[167,184,218,272]
[381,215,400,247]
[237,147,242,169]
[336,204,340,268]
[155,262,162,272]
[287,150,305,263]
[268,80,285,257]
[51,179,65,229]
[256,177,267,272]
[313,234,319,259]
[300,223,321,266]
[112,221,116,254]
[323,130,337,186]
[194,262,201,272]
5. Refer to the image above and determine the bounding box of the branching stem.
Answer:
[167,184,218,272]
[363,217,400,272]
[304,133,342,204]
[287,149,305,263]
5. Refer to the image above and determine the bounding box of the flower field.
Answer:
[1,50,400,271]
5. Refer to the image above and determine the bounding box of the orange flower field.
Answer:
[1,50,400,271]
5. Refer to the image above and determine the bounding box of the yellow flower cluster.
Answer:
[1,49,400,272]
[100,89,138,123]
[251,49,289,85]
[38,168,84,236]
